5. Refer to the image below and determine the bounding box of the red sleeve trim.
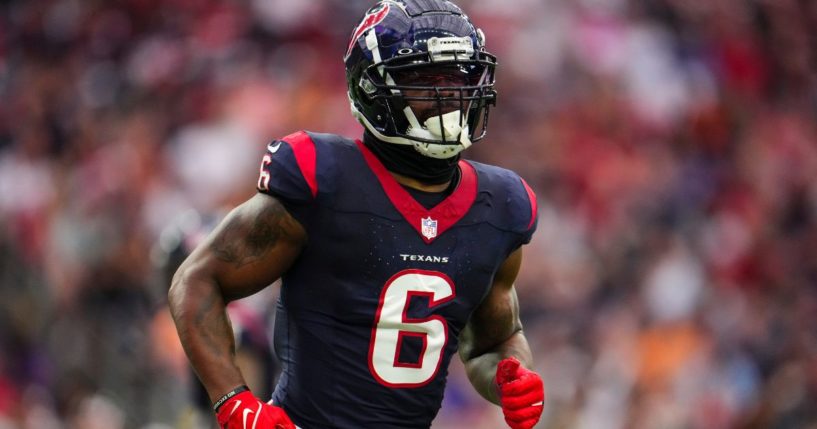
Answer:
[521,178,538,230]
[282,131,318,198]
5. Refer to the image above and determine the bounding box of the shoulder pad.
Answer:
[257,131,317,203]
[469,161,538,243]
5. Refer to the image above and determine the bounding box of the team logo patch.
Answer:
[421,217,438,240]
[345,2,391,59]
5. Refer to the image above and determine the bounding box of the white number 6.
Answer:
[257,154,272,191]
[368,270,455,388]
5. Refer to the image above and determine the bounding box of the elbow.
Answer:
[167,261,211,318]
[168,266,184,304]
[167,265,190,318]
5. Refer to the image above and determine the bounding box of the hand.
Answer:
[495,357,545,429]
[216,390,295,429]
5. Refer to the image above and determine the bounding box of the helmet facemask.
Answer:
[352,36,497,159]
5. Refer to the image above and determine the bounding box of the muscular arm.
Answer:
[168,193,307,403]
[458,247,533,404]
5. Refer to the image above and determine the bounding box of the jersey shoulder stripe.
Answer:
[520,177,538,230]
[280,131,318,198]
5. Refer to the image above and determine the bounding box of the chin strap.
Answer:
[409,110,472,158]
[351,99,471,160]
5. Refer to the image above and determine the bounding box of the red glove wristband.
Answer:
[214,385,250,412]
[496,357,545,429]
[215,389,295,429]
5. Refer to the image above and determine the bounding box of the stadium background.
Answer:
[1,0,816,427]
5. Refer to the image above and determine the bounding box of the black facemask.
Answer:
[362,131,460,185]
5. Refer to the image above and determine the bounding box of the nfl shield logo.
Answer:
[421,217,438,239]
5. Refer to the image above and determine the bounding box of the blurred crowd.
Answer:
[0,0,816,428]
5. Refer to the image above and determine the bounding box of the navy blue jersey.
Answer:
[256,131,537,429]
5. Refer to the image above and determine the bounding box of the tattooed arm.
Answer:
[168,193,307,403]
[458,247,534,404]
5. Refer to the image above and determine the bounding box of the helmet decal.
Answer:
[345,2,391,60]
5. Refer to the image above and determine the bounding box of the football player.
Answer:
[168,1,545,428]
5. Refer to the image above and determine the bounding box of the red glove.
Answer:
[495,357,545,429]
[215,389,295,429]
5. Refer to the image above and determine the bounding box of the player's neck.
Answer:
[362,131,460,186]
[390,171,451,192]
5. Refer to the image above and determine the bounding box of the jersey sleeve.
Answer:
[256,131,318,204]
[516,177,538,246]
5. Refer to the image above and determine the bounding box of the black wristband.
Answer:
[213,385,250,412]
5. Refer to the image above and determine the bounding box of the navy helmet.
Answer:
[344,0,497,159]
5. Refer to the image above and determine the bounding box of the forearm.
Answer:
[168,267,246,404]
[463,330,533,405]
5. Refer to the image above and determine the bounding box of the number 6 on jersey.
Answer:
[368,270,456,388]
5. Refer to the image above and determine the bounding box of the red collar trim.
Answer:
[356,140,477,244]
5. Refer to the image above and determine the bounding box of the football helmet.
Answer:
[344,0,497,159]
